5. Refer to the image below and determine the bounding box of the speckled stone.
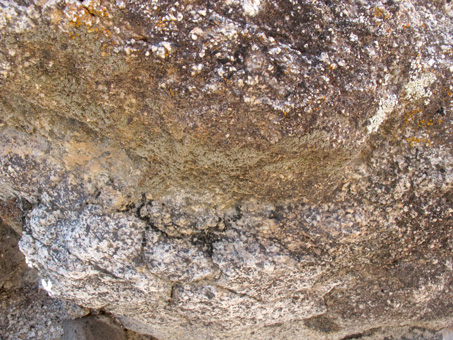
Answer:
[0,0,451,339]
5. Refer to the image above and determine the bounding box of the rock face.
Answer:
[0,200,91,340]
[0,0,452,339]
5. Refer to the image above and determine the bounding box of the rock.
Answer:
[441,325,453,340]
[63,315,125,340]
[0,213,90,340]
[0,0,451,339]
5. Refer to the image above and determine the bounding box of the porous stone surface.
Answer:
[0,202,158,340]
[0,0,452,339]
[0,210,90,340]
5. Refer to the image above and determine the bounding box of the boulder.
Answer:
[0,0,451,339]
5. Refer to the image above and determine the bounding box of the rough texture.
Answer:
[0,211,90,340]
[0,206,158,340]
[0,0,452,339]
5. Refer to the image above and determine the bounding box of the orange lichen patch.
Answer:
[406,136,432,147]
[403,109,421,125]
[398,108,445,147]
[155,19,167,28]
[374,7,384,18]
[87,26,113,37]
[64,1,112,39]
[83,0,111,18]
[68,32,81,39]
[418,118,435,127]
[65,3,98,27]
[373,7,390,20]
[403,109,443,128]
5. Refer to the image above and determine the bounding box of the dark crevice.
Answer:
[141,230,147,248]
[226,204,242,227]
[89,263,121,280]
[189,204,242,258]
[19,197,33,233]
[133,195,243,259]
[135,199,173,240]
[167,282,181,305]
[215,284,263,303]
[340,327,381,340]
[190,231,220,257]
[116,201,136,213]
[436,107,445,116]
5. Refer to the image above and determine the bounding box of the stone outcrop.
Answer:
[0,203,91,339]
[0,202,157,340]
[0,0,452,339]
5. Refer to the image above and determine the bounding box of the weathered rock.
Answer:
[0,214,90,340]
[0,0,452,339]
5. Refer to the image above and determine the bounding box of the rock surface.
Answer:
[0,207,91,340]
[0,0,452,339]
[0,204,158,340]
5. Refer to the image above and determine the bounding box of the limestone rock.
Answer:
[0,0,451,339]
